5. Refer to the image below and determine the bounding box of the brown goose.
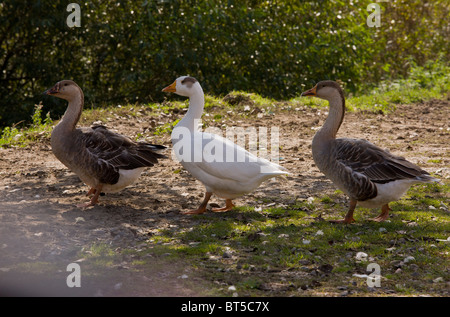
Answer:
[44,80,166,208]
[301,80,439,223]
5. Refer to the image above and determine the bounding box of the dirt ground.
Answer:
[0,97,448,296]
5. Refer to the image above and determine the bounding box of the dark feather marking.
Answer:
[333,138,431,200]
[181,76,198,88]
[78,125,166,185]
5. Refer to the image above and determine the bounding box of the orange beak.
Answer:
[162,81,176,93]
[301,85,317,97]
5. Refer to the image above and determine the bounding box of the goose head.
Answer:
[162,76,202,97]
[44,80,81,101]
[301,80,344,102]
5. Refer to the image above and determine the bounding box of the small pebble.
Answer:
[355,252,368,261]
[439,202,448,211]
[352,274,369,279]
[228,285,236,291]
[409,264,419,270]
[379,227,387,233]
[75,217,85,224]
[403,256,415,263]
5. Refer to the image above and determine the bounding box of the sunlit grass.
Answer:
[0,103,53,148]
[102,180,449,296]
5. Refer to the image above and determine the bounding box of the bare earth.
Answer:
[0,98,449,296]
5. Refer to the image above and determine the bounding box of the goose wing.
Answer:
[335,138,431,183]
[179,132,286,183]
[78,125,166,184]
[333,138,432,200]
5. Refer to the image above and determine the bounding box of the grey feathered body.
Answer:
[51,125,166,193]
[313,136,438,207]
[310,81,438,209]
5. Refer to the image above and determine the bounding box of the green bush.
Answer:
[0,0,448,129]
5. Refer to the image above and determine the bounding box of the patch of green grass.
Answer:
[320,196,333,204]
[224,90,275,108]
[14,261,60,274]
[110,180,449,296]
[81,243,118,268]
[348,59,450,113]
[289,59,450,114]
[153,119,180,136]
[0,103,53,148]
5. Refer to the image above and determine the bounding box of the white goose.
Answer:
[44,80,166,207]
[162,76,289,214]
[302,80,439,223]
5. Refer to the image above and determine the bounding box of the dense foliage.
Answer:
[1,0,449,128]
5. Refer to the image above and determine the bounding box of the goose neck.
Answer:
[54,90,84,134]
[178,88,205,132]
[315,93,345,141]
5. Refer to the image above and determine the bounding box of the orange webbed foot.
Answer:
[211,199,234,213]
[370,204,390,222]
[181,207,207,215]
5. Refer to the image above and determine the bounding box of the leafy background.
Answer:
[0,0,449,128]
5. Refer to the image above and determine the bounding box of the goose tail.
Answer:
[417,174,441,184]
[259,159,291,176]
[144,144,167,153]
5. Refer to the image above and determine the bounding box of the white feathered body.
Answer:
[172,130,288,199]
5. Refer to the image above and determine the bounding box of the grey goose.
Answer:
[44,80,166,208]
[301,80,439,223]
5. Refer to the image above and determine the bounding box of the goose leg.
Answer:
[86,187,97,196]
[182,192,212,215]
[371,204,390,222]
[77,184,103,208]
[330,199,357,224]
[212,199,235,212]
